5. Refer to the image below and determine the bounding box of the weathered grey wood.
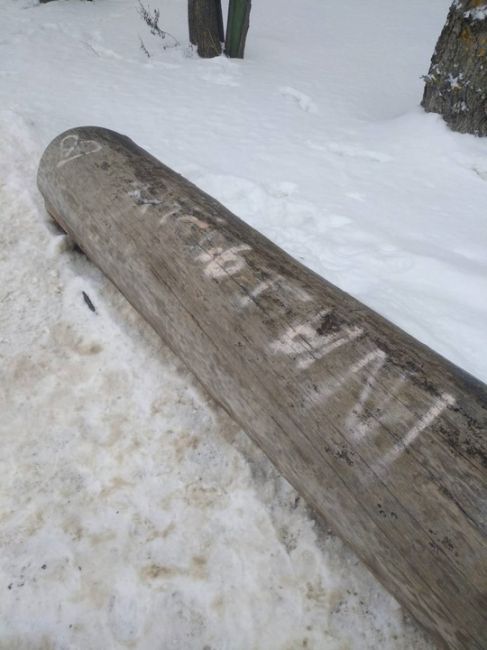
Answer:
[37,127,487,650]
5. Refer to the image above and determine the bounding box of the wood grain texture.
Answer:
[37,127,487,650]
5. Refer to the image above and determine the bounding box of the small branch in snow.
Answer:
[137,1,179,49]
[82,291,96,313]
[139,36,151,58]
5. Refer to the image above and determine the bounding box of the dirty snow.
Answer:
[1,0,486,648]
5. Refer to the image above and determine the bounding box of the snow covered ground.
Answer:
[1,0,486,648]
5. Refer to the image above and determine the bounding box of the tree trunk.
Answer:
[422,0,487,136]
[225,0,251,58]
[188,0,222,58]
[215,0,224,44]
[38,127,487,650]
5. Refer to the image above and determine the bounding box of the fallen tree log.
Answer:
[37,127,487,650]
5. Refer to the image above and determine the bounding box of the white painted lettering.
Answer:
[270,309,363,370]
[58,134,102,168]
[197,244,251,279]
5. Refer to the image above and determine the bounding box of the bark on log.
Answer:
[37,127,487,650]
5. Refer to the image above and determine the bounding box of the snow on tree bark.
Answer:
[422,0,487,136]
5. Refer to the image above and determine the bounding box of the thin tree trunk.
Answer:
[422,0,487,136]
[225,0,251,58]
[215,0,224,44]
[188,0,222,58]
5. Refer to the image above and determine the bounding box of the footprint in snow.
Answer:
[200,71,240,87]
[306,139,392,163]
[85,41,124,60]
[453,154,487,181]
[279,86,318,114]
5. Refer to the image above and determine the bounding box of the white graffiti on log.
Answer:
[322,349,456,468]
[238,279,277,308]
[283,283,313,304]
[57,134,102,168]
[310,348,401,412]
[345,349,390,441]
[179,215,210,230]
[130,183,456,472]
[270,309,363,370]
[136,184,308,311]
[157,205,210,230]
[238,276,312,310]
[270,317,456,467]
[158,206,181,226]
[381,392,456,466]
[197,244,252,279]
[150,198,457,471]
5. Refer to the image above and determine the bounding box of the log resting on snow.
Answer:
[37,127,487,650]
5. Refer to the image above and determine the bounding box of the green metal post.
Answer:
[225,0,251,58]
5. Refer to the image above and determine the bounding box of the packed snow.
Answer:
[1,0,486,648]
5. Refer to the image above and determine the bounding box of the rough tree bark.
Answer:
[422,0,487,136]
[188,0,222,58]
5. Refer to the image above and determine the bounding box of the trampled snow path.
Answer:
[1,0,486,648]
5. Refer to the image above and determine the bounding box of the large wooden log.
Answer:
[37,127,487,650]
